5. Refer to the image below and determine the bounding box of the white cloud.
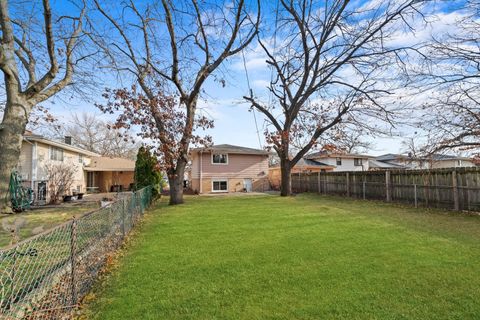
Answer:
[252,79,270,89]
[231,41,271,72]
[388,11,465,48]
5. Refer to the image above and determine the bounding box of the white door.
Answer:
[244,179,253,192]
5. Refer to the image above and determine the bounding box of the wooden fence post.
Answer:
[385,171,391,202]
[452,170,459,211]
[363,180,366,200]
[346,172,350,197]
[414,184,418,208]
[317,172,321,194]
[325,174,328,194]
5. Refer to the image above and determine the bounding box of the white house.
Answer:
[305,152,372,171]
[18,132,136,204]
[375,153,476,170]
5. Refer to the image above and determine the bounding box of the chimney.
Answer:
[65,136,72,145]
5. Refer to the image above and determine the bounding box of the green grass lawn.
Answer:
[81,194,480,320]
[0,202,99,248]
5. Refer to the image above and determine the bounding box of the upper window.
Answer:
[336,157,342,166]
[50,147,64,161]
[212,153,228,164]
[354,158,362,166]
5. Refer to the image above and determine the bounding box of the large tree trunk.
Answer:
[168,159,187,205]
[280,158,292,197]
[0,98,31,213]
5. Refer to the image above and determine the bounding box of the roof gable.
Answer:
[24,134,100,157]
[306,151,372,159]
[191,144,269,155]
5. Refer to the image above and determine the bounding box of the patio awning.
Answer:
[84,156,135,172]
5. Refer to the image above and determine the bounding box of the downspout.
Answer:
[23,138,36,192]
[32,142,37,192]
[199,150,203,194]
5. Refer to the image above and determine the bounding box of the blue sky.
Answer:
[41,0,466,156]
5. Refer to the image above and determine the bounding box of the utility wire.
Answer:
[239,31,263,149]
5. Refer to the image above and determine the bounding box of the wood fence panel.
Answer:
[290,167,480,212]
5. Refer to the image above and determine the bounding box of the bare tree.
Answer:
[0,0,91,212]
[44,161,78,204]
[93,0,260,204]
[309,127,374,155]
[245,0,425,196]
[333,129,373,154]
[39,112,140,159]
[409,1,480,156]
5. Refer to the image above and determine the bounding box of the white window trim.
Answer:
[211,179,228,192]
[211,153,229,165]
[354,158,363,166]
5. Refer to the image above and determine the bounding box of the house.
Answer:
[305,151,372,171]
[375,153,476,170]
[269,157,335,189]
[189,144,270,193]
[17,132,136,204]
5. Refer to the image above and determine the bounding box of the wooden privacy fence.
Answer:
[291,167,480,211]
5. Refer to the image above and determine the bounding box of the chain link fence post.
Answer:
[70,217,77,306]
[121,198,126,238]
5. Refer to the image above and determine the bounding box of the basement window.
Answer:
[212,180,228,192]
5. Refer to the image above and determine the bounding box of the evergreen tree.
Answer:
[134,147,162,196]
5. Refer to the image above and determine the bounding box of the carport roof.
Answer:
[84,156,135,172]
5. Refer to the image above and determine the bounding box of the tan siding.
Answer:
[191,178,200,193]
[191,152,269,179]
[191,152,200,179]
[190,151,269,193]
[32,142,93,193]
[268,166,334,189]
[17,142,32,180]
[198,177,270,193]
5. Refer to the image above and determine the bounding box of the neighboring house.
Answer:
[375,153,476,170]
[84,156,136,193]
[17,132,135,204]
[189,144,269,193]
[368,159,406,171]
[305,151,372,171]
[269,158,335,190]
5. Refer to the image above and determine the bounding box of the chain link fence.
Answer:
[0,186,153,319]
